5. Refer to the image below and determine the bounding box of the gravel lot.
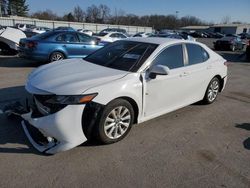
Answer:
[0,39,250,188]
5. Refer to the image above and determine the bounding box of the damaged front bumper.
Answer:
[20,104,88,154]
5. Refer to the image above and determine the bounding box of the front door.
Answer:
[144,44,189,118]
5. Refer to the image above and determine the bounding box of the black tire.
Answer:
[49,51,65,62]
[202,77,220,104]
[0,42,12,55]
[94,99,134,144]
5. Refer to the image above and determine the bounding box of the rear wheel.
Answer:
[202,77,220,104]
[49,52,65,62]
[95,99,134,144]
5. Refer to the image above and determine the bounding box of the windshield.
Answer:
[84,41,158,72]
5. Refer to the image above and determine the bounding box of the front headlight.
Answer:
[45,93,98,105]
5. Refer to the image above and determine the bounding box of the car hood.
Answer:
[26,59,128,95]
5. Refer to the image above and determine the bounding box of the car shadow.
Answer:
[0,56,43,68]
[0,86,102,155]
[235,123,250,150]
[0,86,44,155]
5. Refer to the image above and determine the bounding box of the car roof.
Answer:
[123,37,180,45]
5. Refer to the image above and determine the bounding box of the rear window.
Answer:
[31,31,56,40]
[186,44,209,65]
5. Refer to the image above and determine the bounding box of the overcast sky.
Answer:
[26,0,250,23]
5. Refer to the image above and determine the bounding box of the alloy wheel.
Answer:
[207,80,219,102]
[104,106,131,139]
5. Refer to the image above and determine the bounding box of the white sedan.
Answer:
[95,32,128,43]
[21,38,227,154]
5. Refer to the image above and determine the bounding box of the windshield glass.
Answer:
[84,41,157,72]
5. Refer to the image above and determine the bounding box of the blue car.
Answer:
[19,31,104,62]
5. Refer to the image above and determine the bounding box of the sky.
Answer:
[26,0,250,24]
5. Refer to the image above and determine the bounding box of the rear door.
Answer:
[55,33,80,58]
[181,43,212,102]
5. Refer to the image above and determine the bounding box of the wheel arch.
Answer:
[49,50,67,60]
[214,75,224,92]
[116,96,139,124]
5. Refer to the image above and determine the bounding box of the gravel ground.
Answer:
[0,39,250,188]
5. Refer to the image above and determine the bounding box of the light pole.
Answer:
[0,0,2,17]
[175,11,179,30]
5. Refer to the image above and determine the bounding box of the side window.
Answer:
[152,44,184,69]
[77,33,92,43]
[117,34,126,38]
[110,33,117,38]
[56,34,78,43]
[186,44,208,65]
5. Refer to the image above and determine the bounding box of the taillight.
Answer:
[27,41,37,48]
[248,40,250,46]
[224,61,229,66]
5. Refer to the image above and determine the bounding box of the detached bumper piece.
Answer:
[21,120,58,153]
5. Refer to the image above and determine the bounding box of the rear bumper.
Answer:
[19,49,48,61]
[221,76,227,91]
[21,104,87,154]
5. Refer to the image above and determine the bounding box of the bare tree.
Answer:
[73,5,85,22]
[85,4,100,23]
[221,16,231,24]
[31,9,58,20]
[112,8,126,24]
[98,4,110,23]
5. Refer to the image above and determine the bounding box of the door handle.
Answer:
[62,45,67,47]
[207,65,212,69]
[82,45,86,48]
[180,72,189,77]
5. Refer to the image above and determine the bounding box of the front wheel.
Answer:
[95,99,134,144]
[202,77,220,104]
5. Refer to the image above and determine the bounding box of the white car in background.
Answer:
[133,32,152,38]
[15,23,36,32]
[95,32,128,43]
[77,29,93,36]
[32,27,50,34]
[21,38,227,154]
[0,27,26,54]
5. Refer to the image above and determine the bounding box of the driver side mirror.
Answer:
[149,65,170,79]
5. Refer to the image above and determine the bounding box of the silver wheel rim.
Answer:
[51,53,63,61]
[104,106,131,139]
[208,80,219,102]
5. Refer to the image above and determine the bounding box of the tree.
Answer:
[0,0,8,16]
[85,5,100,23]
[63,12,75,22]
[73,5,85,22]
[8,0,29,16]
[31,9,58,20]
[221,16,231,24]
[98,4,110,23]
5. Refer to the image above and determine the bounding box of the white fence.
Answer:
[0,17,152,34]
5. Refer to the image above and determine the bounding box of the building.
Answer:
[209,24,250,34]
[180,25,210,32]
[180,24,250,34]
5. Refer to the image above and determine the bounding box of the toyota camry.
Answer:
[21,38,227,154]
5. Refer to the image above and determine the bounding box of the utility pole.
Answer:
[0,0,2,17]
[175,11,179,31]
